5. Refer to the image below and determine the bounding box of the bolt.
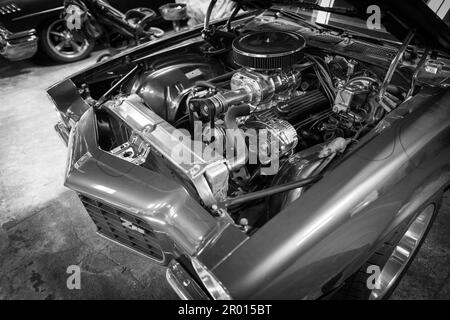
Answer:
[239,218,248,227]
[143,124,156,134]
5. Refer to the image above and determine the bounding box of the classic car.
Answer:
[47,0,450,300]
[0,0,169,62]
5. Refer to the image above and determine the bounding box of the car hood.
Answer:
[233,0,450,52]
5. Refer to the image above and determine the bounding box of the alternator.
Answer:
[245,114,298,161]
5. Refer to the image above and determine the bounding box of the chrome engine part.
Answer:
[333,78,372,114]
[333,77,387,125]
[232,31,306,70]
[244,114,298,162]
[93,30,394,218]
[230,69,299,107]
[103,94,230,206]
[192,31,305,116]
[193,68,300,116]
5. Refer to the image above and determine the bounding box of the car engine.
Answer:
[90,27,406,230]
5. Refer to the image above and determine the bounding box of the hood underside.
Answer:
[233,0,450,52]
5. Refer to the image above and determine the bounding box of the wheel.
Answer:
[148,27,164,38]
[333,200,440,300]
[39,19,94,63]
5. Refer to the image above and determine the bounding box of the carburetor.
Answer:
[191,31,306,117]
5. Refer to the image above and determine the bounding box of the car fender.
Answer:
[209,87,450,299]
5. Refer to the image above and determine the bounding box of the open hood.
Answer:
[233,0,450,52]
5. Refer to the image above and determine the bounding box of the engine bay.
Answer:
[77,10,425,233]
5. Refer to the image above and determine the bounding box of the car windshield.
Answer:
[426,0,450,25]
[273,0,450,42]
[273,0,400,42]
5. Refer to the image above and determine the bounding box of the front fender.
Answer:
[211,87,450,299]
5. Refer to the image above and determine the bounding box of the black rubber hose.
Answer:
[226,4,241,32]
[194,80,217,89]
[224,175,323,207]
[204,0,217,31]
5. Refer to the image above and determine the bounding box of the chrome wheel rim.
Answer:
[369,204,435,300]
[46,19,90,59]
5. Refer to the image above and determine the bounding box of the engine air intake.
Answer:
[232,31,306,70]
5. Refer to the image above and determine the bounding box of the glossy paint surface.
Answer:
[212,88,450,299]
[64,107,227,262]
[48,11,450,299]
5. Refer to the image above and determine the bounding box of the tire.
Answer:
[39,18,94,63]
[332,199,441,300]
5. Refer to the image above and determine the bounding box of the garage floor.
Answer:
[0,54,449,300]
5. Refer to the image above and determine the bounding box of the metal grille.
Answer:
[0,3,21,15]
[309,33,343,44]
[79,195,164,261]
[345,42,397,60]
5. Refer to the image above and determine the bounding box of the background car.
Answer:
[0,0,170,62]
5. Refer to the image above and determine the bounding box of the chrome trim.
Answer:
[232,34,306,59]
[369,204,435,300]
[54,122,70,146]
[96,232,165,265]
[0,27,37,61]
[12,6,64,21]
[103,94,229,206]
[232,45,305,59]
[166,261,210,300]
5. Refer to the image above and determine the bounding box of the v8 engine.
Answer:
[93,29,398,228]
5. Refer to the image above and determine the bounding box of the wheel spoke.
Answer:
[54,41,66,51]
[69,40,82,52]
[49,31,65,38]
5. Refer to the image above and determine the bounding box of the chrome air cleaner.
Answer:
[232,31,306,70]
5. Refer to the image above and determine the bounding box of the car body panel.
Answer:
[1,0,63,32]
[210,87,450,299]
[64,106,238,261]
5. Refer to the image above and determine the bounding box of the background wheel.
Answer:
[39,19,94,63]
[147,27,164,38]
[333,200,440,300]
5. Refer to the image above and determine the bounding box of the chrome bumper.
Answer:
[54,122,70,146]
[0,28,38,61]
[166,261,209,300]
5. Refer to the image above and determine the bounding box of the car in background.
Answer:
[0,0,170,62]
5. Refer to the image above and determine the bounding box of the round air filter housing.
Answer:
[232,31,306,71]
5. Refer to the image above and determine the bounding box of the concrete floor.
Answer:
[0,54,449,300]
